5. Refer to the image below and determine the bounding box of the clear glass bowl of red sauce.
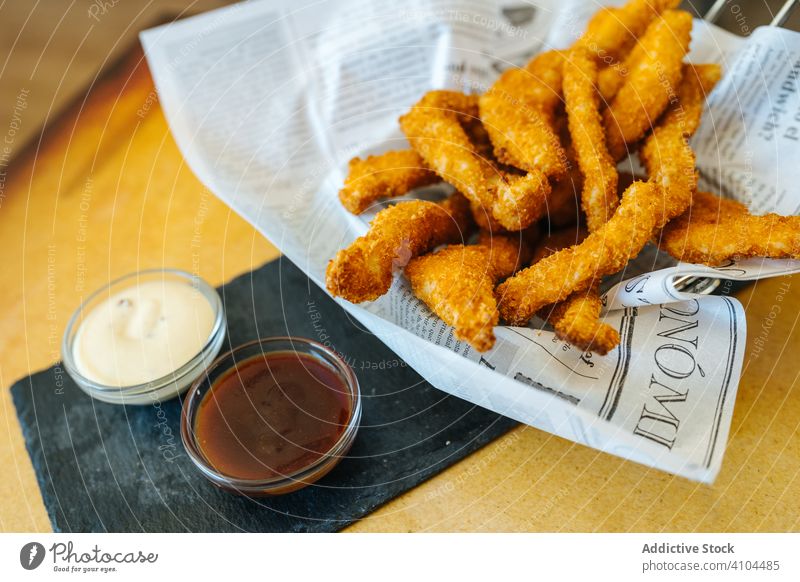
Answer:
[181,337,361,495]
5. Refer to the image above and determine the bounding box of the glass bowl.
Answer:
[62,269,226,405]
[181,337,362,496]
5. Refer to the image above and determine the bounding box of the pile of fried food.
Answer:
[326,0,800,355]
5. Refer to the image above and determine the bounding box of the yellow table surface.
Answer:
[1,44,798,533]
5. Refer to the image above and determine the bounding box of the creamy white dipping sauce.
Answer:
[72,280,216,387]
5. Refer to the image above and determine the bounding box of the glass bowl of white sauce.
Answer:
[62,269,226,405]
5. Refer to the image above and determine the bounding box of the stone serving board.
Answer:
[12,258,516,532]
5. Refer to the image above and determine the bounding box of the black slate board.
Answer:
[12,258,516,532]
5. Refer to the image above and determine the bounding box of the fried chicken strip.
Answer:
[594,0,682,103]
[535,222,620,355]
[577,0,681,64]
[400,90,552,231]
[338,150,441,214]
[337,110,498,215]
[603,10,693,161]
[326,193,471,303]
[498,64,718,325]
[479,51,567,177]
[539,47,621,354]
[547,290,620,354]
[400,92,488,202]
[523,49,568,119]
[488,170,553,231]
[497,180,661,325]
[660,191,800,265]
[640,63,721,218]
[564,46,619,232]
[406,235,528,351]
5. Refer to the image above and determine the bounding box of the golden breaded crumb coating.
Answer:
[488,170,553,231]
[660,191,800,265]
[545,290,620,355]
[328,0,735,359]
[564,46,619,232]
[658,63,722,137]
[547,50,622,353]
[577,0,681,63]
[603,10,693,160]
[533,226,620,354]
[406,235,528,351]
[640,63,721,220]
[500,61,719,327]
[523,50,567,118]
[597,65,626,104]
[400,90,552,231]
[497,181,661,325]
[338,150,440,214]
[597,28,718,107]
[477,230,533,273]
[326,193,472,303]
[479,52,567,177]
[399,91,489,206]
[594,1,683,103]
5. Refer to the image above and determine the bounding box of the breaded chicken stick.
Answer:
[406,235,529,351]
[400,90,551,231]
[497,180,660,325]
[337,117,503,216]
[594,0,683,102]
[498,64,719,325]
[338,150,441,214]
[326,193,471,303]
[603,10,693,160]
[565,46,619,233]
[479,50,567,177]
[546,290,621,354]
[640,63,721,218]
[577,0,681,63]
[660,191,800,265]
[541,47,621,354]
[535,225,621,354]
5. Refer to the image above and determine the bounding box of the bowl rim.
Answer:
[180,336,362,493]
[61,268,226,397]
